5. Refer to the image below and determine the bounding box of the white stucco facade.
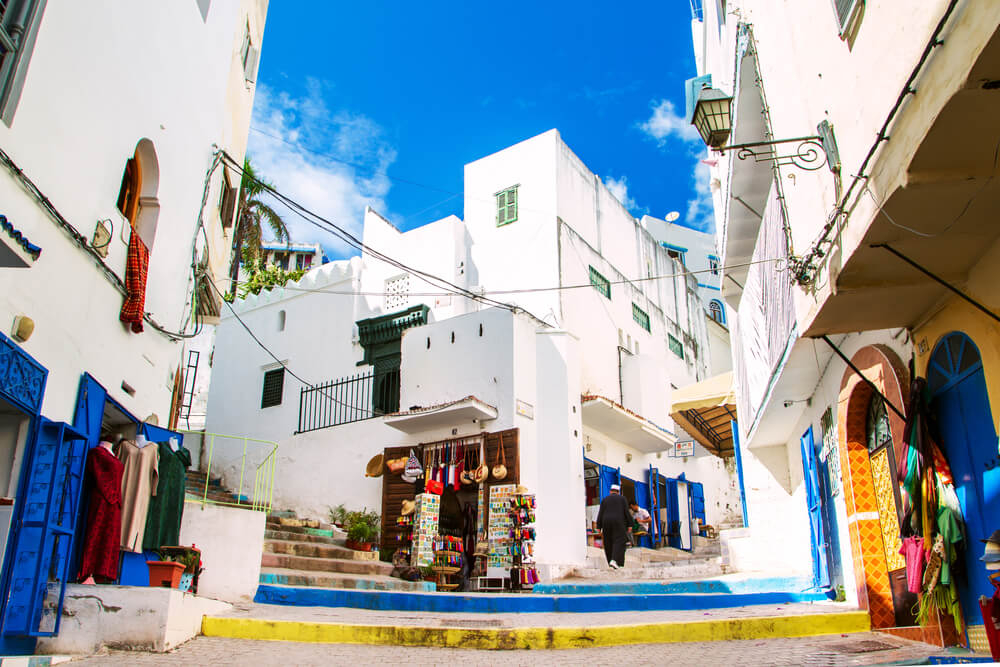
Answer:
[205,130,737,569]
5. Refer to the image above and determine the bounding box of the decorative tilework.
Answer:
[869,448,905,571]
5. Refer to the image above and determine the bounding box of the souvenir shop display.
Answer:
[432,536,464,591]
[117,435,160,552]
[143,437,192,551]
[410,493,440,568]
[508,490,538,590]
[78,440,124,583]
[487,484,515,577]
[395,500,415,564]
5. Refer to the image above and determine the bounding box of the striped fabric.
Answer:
[119,231,149,333]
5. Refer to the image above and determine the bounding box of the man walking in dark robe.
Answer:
[596,483,630,569]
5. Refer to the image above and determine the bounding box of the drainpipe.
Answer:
[617,345,632,405]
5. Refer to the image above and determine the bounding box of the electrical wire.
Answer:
[218,151,529,318]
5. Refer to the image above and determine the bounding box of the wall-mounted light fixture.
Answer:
[691,85,840,173]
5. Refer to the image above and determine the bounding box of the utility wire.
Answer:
[219,151,527,317]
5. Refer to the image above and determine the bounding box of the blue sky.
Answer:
[249,2,711,258]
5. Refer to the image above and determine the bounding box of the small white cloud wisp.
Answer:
[638,99,714,232]
[246,79,397,258]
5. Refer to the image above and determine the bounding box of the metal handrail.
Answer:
[178,430,278,513]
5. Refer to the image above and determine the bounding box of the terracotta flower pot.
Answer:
[345,539,373,552]
[146,561,185,588]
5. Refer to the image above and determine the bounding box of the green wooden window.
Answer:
[632,304,650,332]
[668,333,684,359]
[496,186,518,226]
[589,266,610,299]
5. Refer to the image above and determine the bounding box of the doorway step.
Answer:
[258,514,433,595]
[563,546,725,580]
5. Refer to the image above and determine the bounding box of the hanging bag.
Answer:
[473,438,489,483]
[426,445,444,495]
[402,448,422,483]
[460,442,473,485]
[492,433,508,481]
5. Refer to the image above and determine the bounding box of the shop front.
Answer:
[0,334,191,653]
[379,428,539,591]
[837,340,999,650]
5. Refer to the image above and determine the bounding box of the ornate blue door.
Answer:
[928,333,999,622]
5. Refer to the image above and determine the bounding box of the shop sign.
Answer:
[673,440,695,457]
[516,399,534,420]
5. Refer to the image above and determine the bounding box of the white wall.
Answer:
[0,0,266,425]
[178,502,266,603]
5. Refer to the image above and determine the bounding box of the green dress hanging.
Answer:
[143,441,192,550]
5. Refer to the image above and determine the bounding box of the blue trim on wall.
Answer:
[697,282,721,291]
[660,242,689,253]
[254,585,834,613]
[535,575,819,596]
[731,420,748,527]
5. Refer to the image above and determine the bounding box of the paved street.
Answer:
[69,632,948,666]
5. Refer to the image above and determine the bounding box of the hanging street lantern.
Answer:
[691,86,734,149]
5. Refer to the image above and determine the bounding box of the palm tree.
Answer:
[228,157,290,295]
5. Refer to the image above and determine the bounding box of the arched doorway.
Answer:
[927,333,999,633]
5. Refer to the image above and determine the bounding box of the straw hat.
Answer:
[400,499,416,516]
[515,485,529,495]
[365,454,384,477]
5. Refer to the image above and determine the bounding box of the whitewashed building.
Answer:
[206,130,742,574]
[0,0,268,651]
[689,0,1000,650]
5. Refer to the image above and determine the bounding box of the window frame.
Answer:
[588,266,611,300]
[495,185,518,226]
[632,303,651,333]
[261,368,285,408]
[668,333,685,359]
[0,0,46,127]
[709,299,725,325]
[830,0,861,35]
[708,256,720,275]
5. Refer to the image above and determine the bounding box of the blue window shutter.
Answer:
[690,482,706,527]
[2,418,88,636]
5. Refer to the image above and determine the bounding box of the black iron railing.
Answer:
[296,369,400,434]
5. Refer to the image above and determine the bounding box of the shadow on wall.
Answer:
[754,443,794,495]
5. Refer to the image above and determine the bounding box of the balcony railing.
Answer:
[296,369,400,434]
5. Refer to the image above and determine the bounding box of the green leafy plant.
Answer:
[328,504,348,527]
[236,257,306,299]
[344,508,380,545]
[228,156,291,296]
[157,546,202,574]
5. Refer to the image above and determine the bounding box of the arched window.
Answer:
[709,299,725,324]
[115,139,160,250]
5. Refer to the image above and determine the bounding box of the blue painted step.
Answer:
[254,584,834,614]
[533,575,820,596]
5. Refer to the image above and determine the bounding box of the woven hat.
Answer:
[400,499,416,516]
[365,454,384,477]
[985,541,1000,570]
[981,529,1000,545]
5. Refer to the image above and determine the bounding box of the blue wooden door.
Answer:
[648,466,660,546]
[690,482,706,533]
[800,427,831,589]
[598,465,620,499]
[665,478,680,549]
[1,418,87,636]
[929,333,999,621]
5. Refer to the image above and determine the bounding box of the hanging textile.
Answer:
[119,231,149,333]
[143,441,192,550]
[117,439,159,552]
[78,446,124,582]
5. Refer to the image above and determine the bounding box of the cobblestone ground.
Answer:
[69,632,947,666]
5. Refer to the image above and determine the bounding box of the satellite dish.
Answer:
[664,211,680,223]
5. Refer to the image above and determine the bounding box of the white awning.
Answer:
[384,396,498,434]
[581,395,676,453]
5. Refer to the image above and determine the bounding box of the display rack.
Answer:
[508,492,538,590]
[432,549,462,591]
[394,514,413,563]
[487,484,515,577]
[410,493,440,568]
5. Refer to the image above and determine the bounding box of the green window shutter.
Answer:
[831,0,860,34]
[496,186,517,226]
[632,304,651,332]
[589,266,611,299]
[668,334,684,359]
[506,187,517,223]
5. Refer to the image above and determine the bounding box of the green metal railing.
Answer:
[179,430,278,513]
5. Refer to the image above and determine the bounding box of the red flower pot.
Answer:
[146,561,185,588]
[345,539,373,552]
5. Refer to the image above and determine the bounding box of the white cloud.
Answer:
[245,78,397,258]
[639,99,714,233]
[605,175,639,213]
[639,99,702,146]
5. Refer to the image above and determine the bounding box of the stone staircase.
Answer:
[563,541,726,581]
[258,513,433,593]
[185,470,253,508]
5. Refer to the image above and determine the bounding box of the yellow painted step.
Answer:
[202,611,870,650]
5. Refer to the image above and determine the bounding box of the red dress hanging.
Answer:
[78,445,124,582]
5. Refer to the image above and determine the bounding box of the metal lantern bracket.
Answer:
[715,135,829,171]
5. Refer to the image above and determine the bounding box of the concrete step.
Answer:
[264,529,343,545]
[260,552,392,577]
[258,568,432,593]
[571,556,726,580]
[267,517,322,529]
[264,539,378,562]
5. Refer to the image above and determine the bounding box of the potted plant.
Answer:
[158,545,203,593]
[328,504,348,528]
[344,508,380,551]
